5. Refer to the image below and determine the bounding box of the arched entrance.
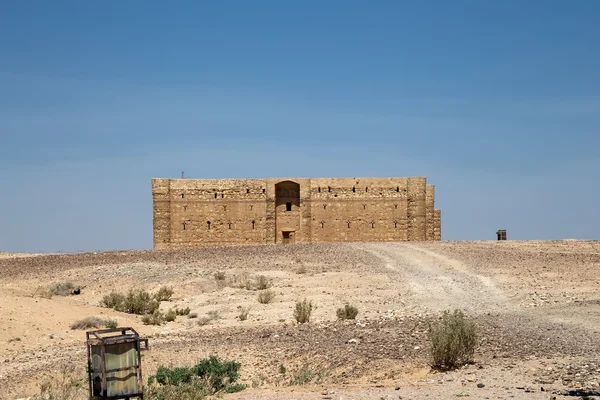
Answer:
[275,181,300,244]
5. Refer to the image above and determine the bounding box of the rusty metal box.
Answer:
[86,328,148,400]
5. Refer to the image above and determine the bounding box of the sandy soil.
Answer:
[0,241,599,399]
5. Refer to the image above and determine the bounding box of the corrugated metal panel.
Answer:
[105,342,139,397]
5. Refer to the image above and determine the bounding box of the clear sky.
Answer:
[1,1,599,252]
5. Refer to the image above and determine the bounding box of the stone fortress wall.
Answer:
[152,177,441,249]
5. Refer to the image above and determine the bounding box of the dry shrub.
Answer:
[142,310,165,326]
[228,273,253,290]
[296,265,307,274]
[31,364,85,400]
[70,316,117,330]
[176,307,191,316]
[289,365,329,385]
[49,281,76,296]
[164,308,177,322]
[33,286,53,299]
[257,290,276,304]
[238,307,250,321]
[429,309,478,370]
[214,271,226,281]
[294,299,313,323]
[187,312,198,319]
[254,275,272,290]
[197,310,220,326]
[154,286,174,301]
[228,273,272,291]
[336,304,359,320]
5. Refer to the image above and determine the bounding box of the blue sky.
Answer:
[1,1,599,252]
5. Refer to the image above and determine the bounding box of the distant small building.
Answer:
[152,177,441,249]
[496,230,507,240]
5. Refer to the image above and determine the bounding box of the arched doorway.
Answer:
[275,181,300,244]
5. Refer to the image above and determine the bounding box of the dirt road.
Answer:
[355,243,510,313]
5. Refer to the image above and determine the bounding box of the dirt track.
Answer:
[1,241,599,399]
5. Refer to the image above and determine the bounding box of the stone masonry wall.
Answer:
[152,177,441,249]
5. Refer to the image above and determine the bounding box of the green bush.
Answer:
[176,307,191,316]
[147,355,246,395]
[101,290,159,315]
[294,299,313,324]
[70,316,118,330]
[336,304,359,320]
[100,292,125,310]
[429,309,478,370]
[122,289,160,315]
[164,309,177,322]
[154,286,174,302]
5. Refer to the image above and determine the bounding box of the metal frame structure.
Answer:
[86,327,149,400]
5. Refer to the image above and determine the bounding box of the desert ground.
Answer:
[1,241,599,399]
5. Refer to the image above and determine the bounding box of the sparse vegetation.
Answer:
[429,309,478,370]
[70,316,117,330]
[31,364,85,400]
[214,271,226,281]
[257,289,276,304]
[101,289,159,315]
[296,265,307,274]
[336,303,359,320]
[187,312,198,319]
[146,355,246,397]
[142,310,165,326]
[254,275,272,290]
[176,307,191,316]
[100,292,126,309]
[164,308,177,322]
[227,273,273,291]
[8,337,21,343]
[154,286,174,302]
[122,289,160,315]
[294,299,314,323]
[49,281,77,296]
[197,310,221,326]
[238,307,250,321]
[289,365,329,385]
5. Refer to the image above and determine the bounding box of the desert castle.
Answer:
[152,177,441,249]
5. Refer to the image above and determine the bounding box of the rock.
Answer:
[477,383,485,388]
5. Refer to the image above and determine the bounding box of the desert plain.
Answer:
[0,240,599,399]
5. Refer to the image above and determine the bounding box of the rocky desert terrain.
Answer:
[0,241,599,399]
